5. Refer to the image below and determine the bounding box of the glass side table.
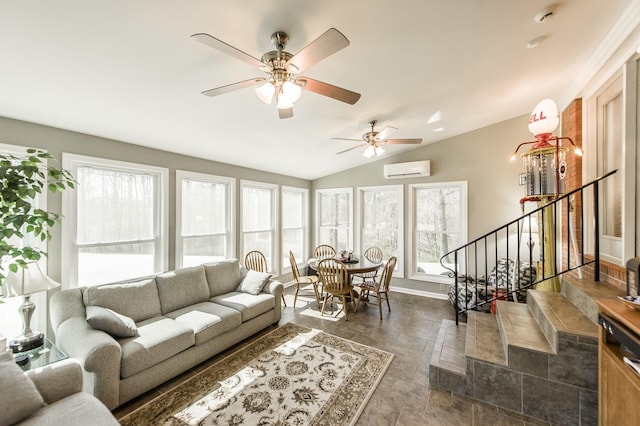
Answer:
[13,338,68,371]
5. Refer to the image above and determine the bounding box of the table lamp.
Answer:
[3,261,60,352]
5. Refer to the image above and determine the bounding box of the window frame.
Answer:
[356,184,404,278]
[408,181,468,283]
[61,153,169,288]
[175,170,235,268]
[315,187,354,252]
[281,185,309,272]
[240,180,279,274]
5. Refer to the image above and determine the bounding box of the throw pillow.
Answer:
[236,269,272,295]
[0,351,45,425]
[86,306,138,338]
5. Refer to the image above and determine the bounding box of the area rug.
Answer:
[119,322,394,426]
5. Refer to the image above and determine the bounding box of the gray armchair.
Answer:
[0,351,118,426]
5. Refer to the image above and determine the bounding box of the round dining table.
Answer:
[307,255,383,277]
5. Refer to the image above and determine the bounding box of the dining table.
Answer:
[307,254,383,284]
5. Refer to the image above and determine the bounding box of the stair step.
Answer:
[464,311,507,365]
[527,289,599,352]
[430,319,467,375]
[496,301,554,355]
[561,274,625,323]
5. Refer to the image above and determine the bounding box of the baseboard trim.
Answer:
[390,287,449,300]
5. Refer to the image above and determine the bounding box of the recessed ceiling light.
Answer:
[527,36,547,49]
[427,111,442,124]
[433,127,445,132]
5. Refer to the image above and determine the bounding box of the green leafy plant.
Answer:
[0,149,76,286]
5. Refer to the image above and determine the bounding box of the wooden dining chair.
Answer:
[353,246,384,284]
[313,244,336,259]
[289,251,320,308]
[355,256,397,320]
[244,250,286,306]
[317,258,355,321]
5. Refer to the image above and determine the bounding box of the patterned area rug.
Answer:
[119,323,394,425]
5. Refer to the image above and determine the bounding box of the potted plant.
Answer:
[0,148,75,288]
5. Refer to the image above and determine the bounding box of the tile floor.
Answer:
[113,287,550,425]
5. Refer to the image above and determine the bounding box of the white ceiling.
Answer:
[0,0,635,180]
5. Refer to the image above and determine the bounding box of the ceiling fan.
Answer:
[333,120,423,157]
[191,28,361,119]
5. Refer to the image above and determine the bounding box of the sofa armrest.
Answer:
[263,279,283,296]
[55,316,122,409]
[25,358,83,404]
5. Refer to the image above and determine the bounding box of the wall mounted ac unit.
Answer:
[383,160,430,179]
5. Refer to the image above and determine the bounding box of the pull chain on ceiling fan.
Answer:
[333,120,423,157]
[191,28,361,119]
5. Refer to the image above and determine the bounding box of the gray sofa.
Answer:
[49,259,283,410]
[0,352,118,426]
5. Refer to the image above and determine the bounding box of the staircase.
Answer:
[429,275,625,425]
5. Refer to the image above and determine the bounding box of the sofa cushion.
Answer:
[86,306,138,338]
[155,265,210,314]
[203,259,243,297]
[0,351,45,426]
[236,269,272,295]
[18,391,119,426]
[119,317,194,378]
[210,291,275,322]
[83,277,161,323]
[164,302,242,345]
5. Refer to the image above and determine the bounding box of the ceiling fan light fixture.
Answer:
[282,80,302,103]
[255,82,275,104]
[374,146,385,156]
[362,146,375,158]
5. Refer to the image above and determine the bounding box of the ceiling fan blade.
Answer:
[278,107,294,119]
[375,126,398,142]
[191,33,266,69]
[297,77,360,105]
[384,138,423,145]
[286,28,349,73]
[336,143,367,154]
[331,137,362,142]
[201,77,265,97]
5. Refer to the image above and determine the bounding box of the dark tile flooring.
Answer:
[113,287,550,425]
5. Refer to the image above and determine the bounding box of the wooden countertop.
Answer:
[597,298,640,336]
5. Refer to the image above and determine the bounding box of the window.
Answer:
[0,144,48,339]
[241,180,278,273]
[357,185,403,277]
[281,186,309,269]
[62,154,168,287]
[176,171,235,268]
[316,188,353,251]
[409,181,467,282]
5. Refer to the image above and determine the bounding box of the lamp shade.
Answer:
[528,98,559,136]
[255,82,275,104]
[3,262,60,297]
[362,145,375,158]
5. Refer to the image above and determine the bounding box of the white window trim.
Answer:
[175,170,236,268]
[61,153,169,288]
[356,184,404,278]
[583,60,637,265]
[315,187,354,250]
[281,185,309,273]
[408,181,468,284]
[240,180,279,274]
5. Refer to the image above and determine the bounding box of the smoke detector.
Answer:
[534,5,556,23]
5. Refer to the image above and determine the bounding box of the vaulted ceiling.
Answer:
[0,0,635,179]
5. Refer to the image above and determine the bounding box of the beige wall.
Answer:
[0,115,310,284]
[1,112,534,296]
[312,113,533,293]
